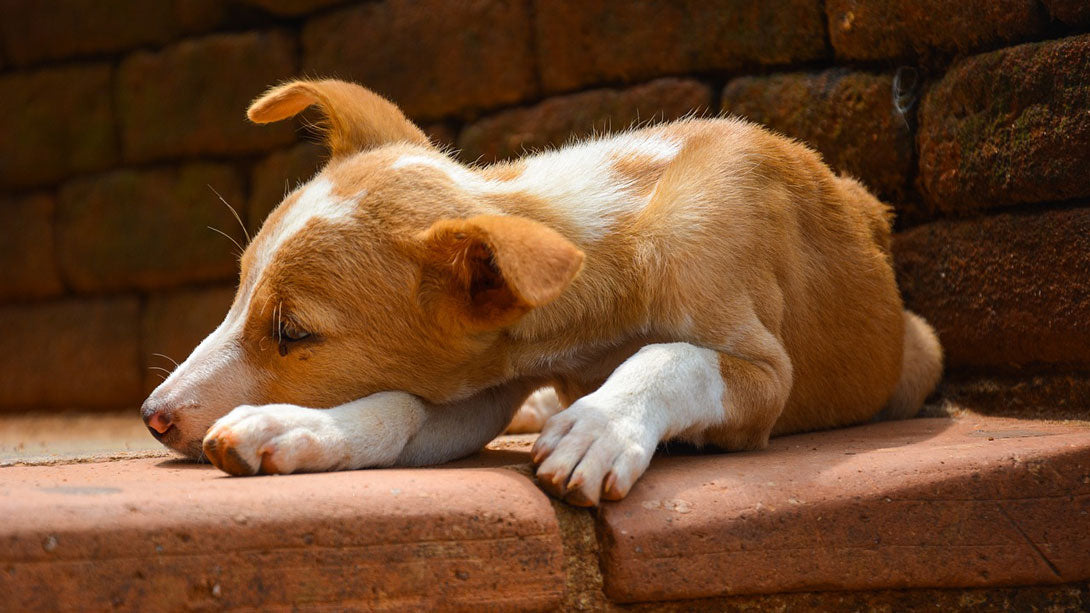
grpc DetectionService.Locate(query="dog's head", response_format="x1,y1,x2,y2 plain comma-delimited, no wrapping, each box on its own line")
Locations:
142,79,583,457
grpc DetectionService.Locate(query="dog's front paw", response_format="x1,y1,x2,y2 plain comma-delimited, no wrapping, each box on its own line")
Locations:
531,400,658,506
202,404,342,476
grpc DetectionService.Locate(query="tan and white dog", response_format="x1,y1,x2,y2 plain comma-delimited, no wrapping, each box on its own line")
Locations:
141,79,943,506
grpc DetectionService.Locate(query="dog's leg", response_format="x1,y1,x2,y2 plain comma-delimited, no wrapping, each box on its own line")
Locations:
532,340,791,506
203,383,536,476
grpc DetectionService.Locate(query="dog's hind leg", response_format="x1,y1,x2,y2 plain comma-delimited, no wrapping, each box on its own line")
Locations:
505,387,563,434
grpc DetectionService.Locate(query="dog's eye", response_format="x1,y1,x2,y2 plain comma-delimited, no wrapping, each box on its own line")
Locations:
278,319,310,342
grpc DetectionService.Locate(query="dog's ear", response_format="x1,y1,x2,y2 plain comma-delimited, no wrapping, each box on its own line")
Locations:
247,79,431,157
417,215,585,328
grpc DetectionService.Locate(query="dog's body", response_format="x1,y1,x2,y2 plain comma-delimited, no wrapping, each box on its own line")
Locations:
142,80,942,506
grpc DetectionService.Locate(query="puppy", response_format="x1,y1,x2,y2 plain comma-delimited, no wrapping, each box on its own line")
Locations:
141,79,943,506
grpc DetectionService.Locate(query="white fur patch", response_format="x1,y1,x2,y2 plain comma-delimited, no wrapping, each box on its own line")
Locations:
533,342,724,504
259,178,359,266
393,133,682,244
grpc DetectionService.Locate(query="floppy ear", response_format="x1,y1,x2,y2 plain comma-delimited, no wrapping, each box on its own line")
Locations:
247,79,431,157
418,215,585,328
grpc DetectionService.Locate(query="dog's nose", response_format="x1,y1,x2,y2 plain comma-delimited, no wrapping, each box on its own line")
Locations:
146,410,173,434
141,400,175,437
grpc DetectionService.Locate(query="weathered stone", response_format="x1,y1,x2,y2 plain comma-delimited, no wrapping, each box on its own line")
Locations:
459,78,712,164
893,208,1090,373
0,193,63,301
57,164,246,292
1043,0,1090,26
0,64,116,188
0,298,141,409
237,0,344,16
117,31,297,162
0,461,564,611
918,34,1090,213
535,0,827,94
0,0,227,67
826,0,1047,62
940,374,1090,421
303,0,536,119
722,69,913,204
248,142,325,231
142,286,235,395
597,416,1090,601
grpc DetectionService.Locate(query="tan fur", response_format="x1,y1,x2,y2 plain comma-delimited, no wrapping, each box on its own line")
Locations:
143,79,943,497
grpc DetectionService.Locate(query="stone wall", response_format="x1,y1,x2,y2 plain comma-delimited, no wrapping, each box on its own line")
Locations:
1,0,1087,415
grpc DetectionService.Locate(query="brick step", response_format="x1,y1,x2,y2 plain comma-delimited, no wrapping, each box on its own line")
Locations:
2,416,1088,610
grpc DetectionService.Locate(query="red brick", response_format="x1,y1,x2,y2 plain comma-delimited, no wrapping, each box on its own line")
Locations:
141,286,235,395
0,461,564,611
302,0,536,119
918,34,1090,214
0,298,141,409
458,78,712,164
826,0,1047,62
535,0,827,94
597,416,1090,602
941,374,1090,421
721,70,913,204
248,142,325,232
0,0,227,67
893,208,1090,373
56,164,246,292
0,193,63,301
117,31,297,162
237,0,344,16
1043,0,1090,26
0,64,116,188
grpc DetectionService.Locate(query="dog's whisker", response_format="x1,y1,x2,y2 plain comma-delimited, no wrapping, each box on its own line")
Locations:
148,365,173,376
208,184,251,245
151,352,179,368
208,225,244,256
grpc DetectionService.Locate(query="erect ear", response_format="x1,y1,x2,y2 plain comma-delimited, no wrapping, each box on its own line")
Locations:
247,79,431,157
418,215,585,327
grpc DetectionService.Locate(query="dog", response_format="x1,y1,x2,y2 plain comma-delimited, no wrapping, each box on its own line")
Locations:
141,79,943,506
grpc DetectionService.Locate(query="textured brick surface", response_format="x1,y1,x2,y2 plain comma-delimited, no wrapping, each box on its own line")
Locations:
0,0,226,67
0,193,63,301
0,298,141,409
142,286,235,395
248,142,325,231
57,164,245,292
303,0,536,119
459,78,712,164
826,0,1047,62
535,0,828,94
1043,0,1090,26
721,69,913,204
238,0,344,16
893,208,1090,373
117,31,297,162
918,34,1090,214
598,417,1090,602
942,375,1090,421
0,64,116,188
0,460,564,611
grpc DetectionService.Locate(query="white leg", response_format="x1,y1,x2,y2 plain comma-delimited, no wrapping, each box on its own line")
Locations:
532,343,727,506
202,382,537,476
